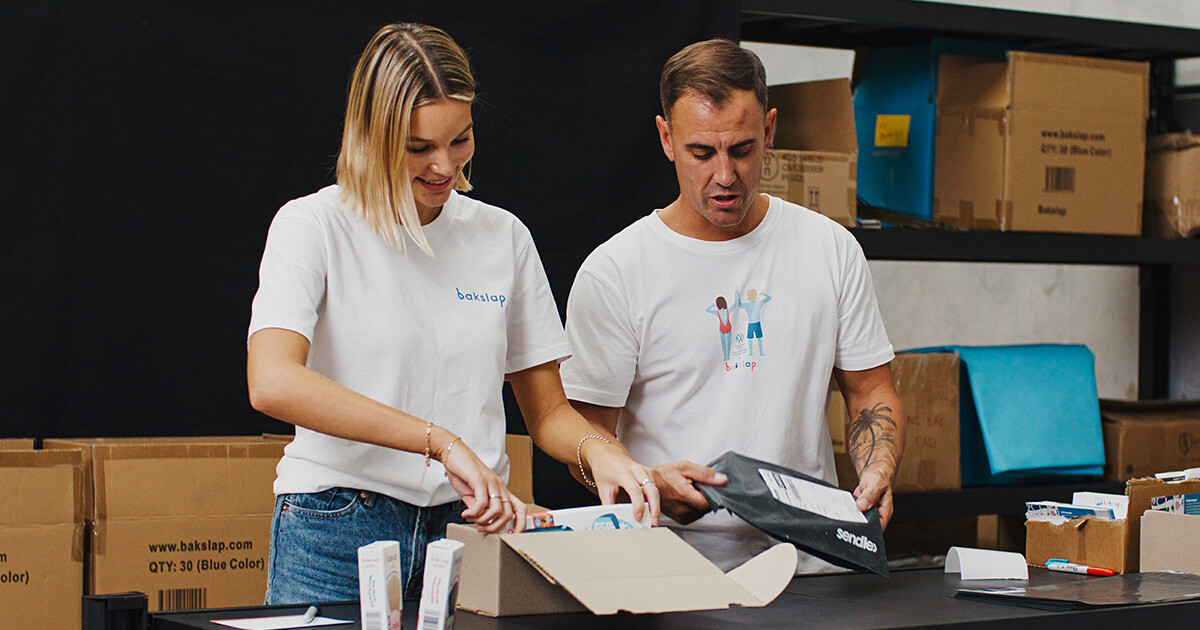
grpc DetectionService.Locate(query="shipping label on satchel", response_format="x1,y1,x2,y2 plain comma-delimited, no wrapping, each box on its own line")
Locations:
758,469,867,523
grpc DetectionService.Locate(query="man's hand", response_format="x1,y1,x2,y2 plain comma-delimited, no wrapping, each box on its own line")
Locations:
652,461,727,524
852,464,895,528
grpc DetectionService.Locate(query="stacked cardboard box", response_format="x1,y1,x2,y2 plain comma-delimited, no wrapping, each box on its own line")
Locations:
761,78,858,227
43,436,284,611
1144,133,1200,238
933,51,1148,235
1100,399,1200,481
0,448,86,629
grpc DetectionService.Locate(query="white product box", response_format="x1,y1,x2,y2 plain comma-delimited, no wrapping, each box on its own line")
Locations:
525,504,652,531
358,540,402,630
416,539,465,630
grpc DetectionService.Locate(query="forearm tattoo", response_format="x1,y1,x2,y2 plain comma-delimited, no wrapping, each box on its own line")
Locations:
847,402,898,470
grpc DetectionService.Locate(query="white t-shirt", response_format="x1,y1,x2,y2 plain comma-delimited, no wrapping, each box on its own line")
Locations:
561,195,894,570
249,187,570,506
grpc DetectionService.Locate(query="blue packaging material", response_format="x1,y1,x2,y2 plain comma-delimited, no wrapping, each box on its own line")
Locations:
902,344,1105,485
853,39,1010,221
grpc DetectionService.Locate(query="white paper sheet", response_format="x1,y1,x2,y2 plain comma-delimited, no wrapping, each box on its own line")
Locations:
212,614,350,629
758,468,867,523
945,546,1029,580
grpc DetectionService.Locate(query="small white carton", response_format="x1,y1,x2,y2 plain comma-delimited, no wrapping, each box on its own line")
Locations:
417,539,465,630
358,540,402,630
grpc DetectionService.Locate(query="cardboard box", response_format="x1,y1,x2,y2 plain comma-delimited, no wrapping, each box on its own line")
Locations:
1026,476,1200,573
447,524,795,616
0,439,35,450
829,352,960,492
1145,133,1200,238
933,51,1148,235
505,434,534,504
1100,399,1200,481
1140,510,1200,574
853,39,1014,220
761,78,858,226
43,436,284,611
0,449,86,630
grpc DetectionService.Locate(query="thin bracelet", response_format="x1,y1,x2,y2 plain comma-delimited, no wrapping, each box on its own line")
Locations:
576,434,612,488
439,436,463,464
423,421,433,467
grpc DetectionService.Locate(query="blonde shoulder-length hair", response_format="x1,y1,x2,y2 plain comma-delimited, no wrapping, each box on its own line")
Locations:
336,23,474,256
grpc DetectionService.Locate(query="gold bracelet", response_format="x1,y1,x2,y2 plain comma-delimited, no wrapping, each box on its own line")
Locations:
439,436,463,464
576,434,612,488
423,421,433,467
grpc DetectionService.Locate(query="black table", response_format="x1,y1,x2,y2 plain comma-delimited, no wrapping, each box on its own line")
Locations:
150,567,1200,629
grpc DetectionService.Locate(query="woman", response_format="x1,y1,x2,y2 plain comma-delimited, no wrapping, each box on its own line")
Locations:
247,23,659,604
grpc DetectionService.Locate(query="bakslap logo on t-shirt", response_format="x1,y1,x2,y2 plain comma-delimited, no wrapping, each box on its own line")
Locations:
456,287,506,307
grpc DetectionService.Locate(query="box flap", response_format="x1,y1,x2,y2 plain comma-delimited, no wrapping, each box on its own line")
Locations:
725,542,797,603
769,78,857,154
0,449,84,526
499,528,786,614
936,55,1008,111
1100,398,1200,423
1007,51,1148,117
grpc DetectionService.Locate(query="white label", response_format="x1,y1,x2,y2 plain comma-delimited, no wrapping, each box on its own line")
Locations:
758,469,867,523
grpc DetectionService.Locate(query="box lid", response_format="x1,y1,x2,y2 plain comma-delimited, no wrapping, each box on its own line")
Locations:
1007,51,1148,117
769,78,857,154
1101,398,1200,423
499,528,796,615
0,449,85,526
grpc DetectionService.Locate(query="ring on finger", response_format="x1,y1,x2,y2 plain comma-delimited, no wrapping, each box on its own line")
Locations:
638,477,653,487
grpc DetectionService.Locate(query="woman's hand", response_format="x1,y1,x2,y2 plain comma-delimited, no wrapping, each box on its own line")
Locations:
436,433,527,534
580,438,661,526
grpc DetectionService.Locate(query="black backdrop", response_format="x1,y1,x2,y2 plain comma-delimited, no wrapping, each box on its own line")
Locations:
2,2,739,507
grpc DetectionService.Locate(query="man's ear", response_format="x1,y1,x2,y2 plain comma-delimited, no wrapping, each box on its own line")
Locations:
764,107,778,149
656,115,675,162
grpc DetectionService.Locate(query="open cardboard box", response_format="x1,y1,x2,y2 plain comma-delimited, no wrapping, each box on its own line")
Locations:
761,78,858,227
1026,476,1200,574
447,524,796,616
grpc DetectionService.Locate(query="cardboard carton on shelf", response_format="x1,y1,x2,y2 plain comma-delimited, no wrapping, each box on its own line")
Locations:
0,448,86,629
1144,133,1200,238
42,436,284,611
933,51,1148,235
447,524,795,617
761,78,858,227
1100,399,1200,482
829,352,960,493
1026,476,1200,574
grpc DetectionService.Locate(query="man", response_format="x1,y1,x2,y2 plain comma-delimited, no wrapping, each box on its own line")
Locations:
560,39,906,572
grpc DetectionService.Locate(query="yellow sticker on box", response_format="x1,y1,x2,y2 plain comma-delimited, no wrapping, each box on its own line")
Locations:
874,115,911,148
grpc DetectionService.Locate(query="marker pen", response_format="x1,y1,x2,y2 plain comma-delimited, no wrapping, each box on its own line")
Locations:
1045,559,1115,576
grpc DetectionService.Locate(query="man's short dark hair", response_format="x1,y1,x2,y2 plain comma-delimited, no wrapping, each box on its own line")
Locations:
659,39,768,118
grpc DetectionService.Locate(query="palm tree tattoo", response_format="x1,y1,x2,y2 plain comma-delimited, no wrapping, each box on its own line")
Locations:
848,402,897,469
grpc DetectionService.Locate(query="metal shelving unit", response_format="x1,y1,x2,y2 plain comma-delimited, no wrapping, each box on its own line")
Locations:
738,0,1200,520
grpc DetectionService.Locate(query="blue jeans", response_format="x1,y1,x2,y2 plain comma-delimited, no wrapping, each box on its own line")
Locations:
264,488,466,605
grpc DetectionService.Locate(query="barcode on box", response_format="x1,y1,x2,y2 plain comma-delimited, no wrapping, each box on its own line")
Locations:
158,587,206,611
421,613,442,630
363,611,383,630
1044,166,1076,192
